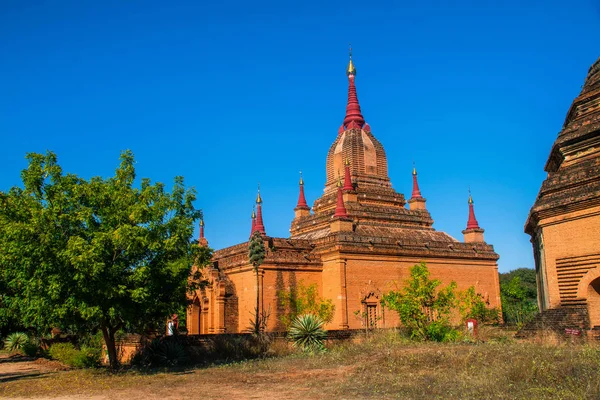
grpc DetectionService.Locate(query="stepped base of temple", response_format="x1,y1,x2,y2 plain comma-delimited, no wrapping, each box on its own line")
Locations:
516,302,590,339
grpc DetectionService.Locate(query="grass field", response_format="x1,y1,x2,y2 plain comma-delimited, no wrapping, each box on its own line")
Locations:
1,329,600,399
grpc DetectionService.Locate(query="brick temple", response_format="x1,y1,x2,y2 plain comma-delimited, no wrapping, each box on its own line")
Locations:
187,54,502,334
524,56,600,335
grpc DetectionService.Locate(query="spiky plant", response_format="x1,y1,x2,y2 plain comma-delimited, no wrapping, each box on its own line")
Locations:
289,314,327,353
153,339,189,366
4,332,30,353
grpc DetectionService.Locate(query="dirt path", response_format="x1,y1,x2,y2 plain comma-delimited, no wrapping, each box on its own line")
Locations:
0,353,67,382
0,353,352,399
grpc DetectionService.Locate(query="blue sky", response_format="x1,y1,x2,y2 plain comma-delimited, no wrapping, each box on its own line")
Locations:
1,0,599,273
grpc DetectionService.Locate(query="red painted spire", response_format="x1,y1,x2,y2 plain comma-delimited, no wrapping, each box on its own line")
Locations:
250,207,256,237
466,192,481,230
296,172,310,210
343,159,353,191
334,178,349,218
254,186,266,235
411,166,423,199
343,47,365,130
199,218,205,239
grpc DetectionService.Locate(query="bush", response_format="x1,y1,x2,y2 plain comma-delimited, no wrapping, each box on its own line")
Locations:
131,337,189,367
21,341,39,357
4,332,30,353
425,321,464,343
289,314,327,353
48,342,101,368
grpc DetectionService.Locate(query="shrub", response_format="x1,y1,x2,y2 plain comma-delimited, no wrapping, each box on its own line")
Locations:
48,342,101,368
382,263,457,340
131,337,189,367
21,341,39,357
4,332,30,353
424,321,464,342
289,314,327,353
277,282,335,329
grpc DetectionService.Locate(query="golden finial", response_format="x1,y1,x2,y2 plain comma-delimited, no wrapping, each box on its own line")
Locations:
344,157,350,166
468,187,473,204
412,161,417,176
200,219,204,227
347,44,356,76
299,171,304,185
256,184,262,204
251,209,256,218
337,174,343,187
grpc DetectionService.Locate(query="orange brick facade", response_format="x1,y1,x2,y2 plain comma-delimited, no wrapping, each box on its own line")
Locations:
526,56,600,330
188,55,502,333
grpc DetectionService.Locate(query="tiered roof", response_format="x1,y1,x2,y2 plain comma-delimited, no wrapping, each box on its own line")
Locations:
526,56,600,233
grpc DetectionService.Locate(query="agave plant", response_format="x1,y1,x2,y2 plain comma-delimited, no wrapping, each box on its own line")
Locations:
153,339,189,366
4,332,30,353
289,314,327,352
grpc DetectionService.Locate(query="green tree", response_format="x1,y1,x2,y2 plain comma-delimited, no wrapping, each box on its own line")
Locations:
499,269,539,328
277,281,335,329
0,151,210,368
458,286,500,324
382,262,457,340
248,231,266,334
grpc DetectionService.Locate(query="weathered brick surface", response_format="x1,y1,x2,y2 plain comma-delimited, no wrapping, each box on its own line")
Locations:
517,304,590,338
525,56,600,335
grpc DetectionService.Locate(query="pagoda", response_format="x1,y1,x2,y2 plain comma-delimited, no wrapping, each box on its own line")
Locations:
523,56,600,336
187,52,501,334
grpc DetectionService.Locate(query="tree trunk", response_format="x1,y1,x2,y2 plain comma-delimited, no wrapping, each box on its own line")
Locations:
101,325,119,369
255,269,260,334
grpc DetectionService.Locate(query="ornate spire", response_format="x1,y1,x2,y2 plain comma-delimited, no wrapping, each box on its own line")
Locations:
254,186,266,235
256,183,262,204
347,44,356,76
250,207,257,237
334,177,349,218
296,172,310,210
343,46,365,129
466,190,481,230
411,164,423,199
198,218,208,246
343,159,354,191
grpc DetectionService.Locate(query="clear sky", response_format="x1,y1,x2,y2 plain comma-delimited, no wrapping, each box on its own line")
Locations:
1,1,599,273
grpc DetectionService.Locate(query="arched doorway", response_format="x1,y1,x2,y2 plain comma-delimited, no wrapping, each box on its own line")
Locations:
587,277,600,328
189,297,201,334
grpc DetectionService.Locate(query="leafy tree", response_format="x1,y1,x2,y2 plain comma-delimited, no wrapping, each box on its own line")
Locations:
499,268,538,327
458,286,500,324
248,231,266,334
0,151,210,368
382,262,457,340
277,281,335,329
499,268,537,301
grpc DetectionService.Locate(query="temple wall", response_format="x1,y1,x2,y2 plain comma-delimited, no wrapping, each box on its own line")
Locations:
261,267,322,332
224,265,322,332
223,268,256,333
536,205,600,309
320,253,501,330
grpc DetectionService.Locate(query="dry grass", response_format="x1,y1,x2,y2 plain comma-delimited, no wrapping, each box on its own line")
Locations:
1,329,600,399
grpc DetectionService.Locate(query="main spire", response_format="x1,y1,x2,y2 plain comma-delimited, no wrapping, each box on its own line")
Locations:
343,45,365,129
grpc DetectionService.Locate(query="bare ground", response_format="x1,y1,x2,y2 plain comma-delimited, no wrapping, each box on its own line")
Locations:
2,334,600,400
0,353,353,400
